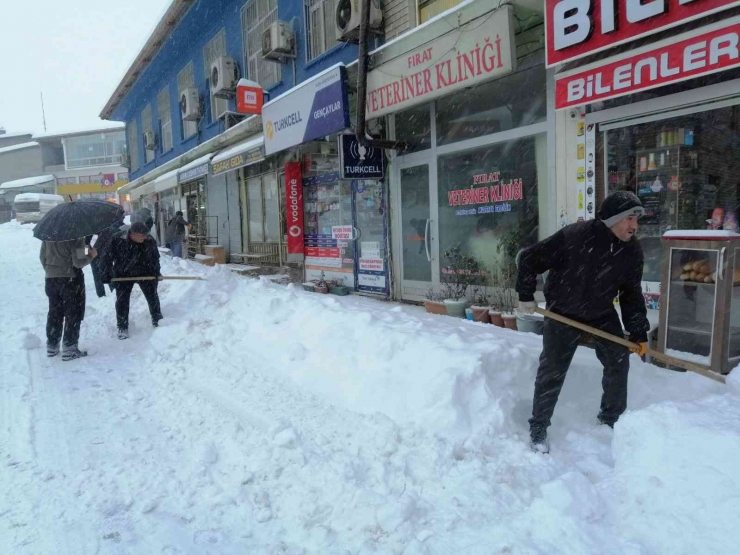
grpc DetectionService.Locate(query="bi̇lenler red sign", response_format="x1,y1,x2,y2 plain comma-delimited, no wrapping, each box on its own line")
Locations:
546,0,740,67
555,15,740,109
284,162,304,260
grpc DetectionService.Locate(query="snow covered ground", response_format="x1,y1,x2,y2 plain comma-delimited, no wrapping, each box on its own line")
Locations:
2,219,739,555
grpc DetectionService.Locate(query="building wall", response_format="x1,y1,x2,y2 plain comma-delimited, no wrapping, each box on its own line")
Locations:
0,146,44,188
0,134,34,149
384,0,416,40
111,0,361,181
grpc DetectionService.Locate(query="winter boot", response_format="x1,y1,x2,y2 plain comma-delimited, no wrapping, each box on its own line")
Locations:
62,345,88,362
530,426,550,454
47,343,60,357
152,315,163,328
117,328,129,340
597,416,615,429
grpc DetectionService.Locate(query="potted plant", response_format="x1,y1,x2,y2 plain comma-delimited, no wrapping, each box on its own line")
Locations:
499,258,518,331
487,266,506,327
315,271,329,294
329,275,351,296
470,286,491,323
423,288,447,315
441,245,482,318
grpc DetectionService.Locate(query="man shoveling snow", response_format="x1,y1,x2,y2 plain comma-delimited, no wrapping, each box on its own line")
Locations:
517,191,650,453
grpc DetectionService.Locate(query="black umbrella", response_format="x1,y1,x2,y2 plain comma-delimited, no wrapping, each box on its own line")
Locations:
33,198,125,242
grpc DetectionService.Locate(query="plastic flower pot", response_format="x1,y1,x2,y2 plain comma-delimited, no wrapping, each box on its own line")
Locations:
471,305,491,323
516,310,544,335
330,285,350,296
302,282,315,292
502,313,518,330
443,298,470,318
488,310,505,327
423,300,447,315
314,285,329,294
465,308,474,320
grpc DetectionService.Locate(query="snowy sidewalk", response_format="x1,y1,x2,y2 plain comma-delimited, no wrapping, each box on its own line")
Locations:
1,220,739,555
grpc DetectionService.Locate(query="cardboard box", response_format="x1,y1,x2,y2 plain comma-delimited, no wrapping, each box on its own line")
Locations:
194,254,215,267
204,245,226,265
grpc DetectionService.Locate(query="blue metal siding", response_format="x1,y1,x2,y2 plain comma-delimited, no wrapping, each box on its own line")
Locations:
112,0,365,181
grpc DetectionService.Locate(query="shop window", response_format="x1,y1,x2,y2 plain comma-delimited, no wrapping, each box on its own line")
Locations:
419,0,465,23
203,29,230,123
177,62,198,140
158,86,173,153
396,104,432,154
241,0,280,89
436,136,543,285
598,105,740,284
66,131,125,169
245,173,280,243
435,62,546,146
247,177,264,242
305,0,337,61
117,172,129,182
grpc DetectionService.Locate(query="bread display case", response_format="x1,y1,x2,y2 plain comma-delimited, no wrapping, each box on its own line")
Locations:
658,231,740,375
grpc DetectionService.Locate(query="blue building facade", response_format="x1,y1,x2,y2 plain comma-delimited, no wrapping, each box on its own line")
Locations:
110,0,361,181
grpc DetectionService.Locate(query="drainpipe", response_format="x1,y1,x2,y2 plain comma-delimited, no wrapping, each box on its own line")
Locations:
355,0,406,152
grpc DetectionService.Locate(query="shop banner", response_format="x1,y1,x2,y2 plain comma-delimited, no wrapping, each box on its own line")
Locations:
365,6,515,119
555,15,740,109
546,0,740,67
284,162,304,261
262,65,350,156
212,146,264,176
339,135,384,179
179,163,209,182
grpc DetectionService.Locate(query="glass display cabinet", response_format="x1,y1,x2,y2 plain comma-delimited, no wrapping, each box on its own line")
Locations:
658,231,740,375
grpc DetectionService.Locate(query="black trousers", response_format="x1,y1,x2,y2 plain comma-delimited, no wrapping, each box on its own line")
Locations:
530,313,630,430
115,280,162,330
90,260,106,298
45,273,85,348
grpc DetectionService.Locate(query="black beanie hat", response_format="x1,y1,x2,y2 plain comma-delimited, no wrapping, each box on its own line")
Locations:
130,222,150,235
598,191,644,227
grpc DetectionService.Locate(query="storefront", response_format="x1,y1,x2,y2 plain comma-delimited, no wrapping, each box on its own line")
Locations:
379,3,549,301
552,4,740,309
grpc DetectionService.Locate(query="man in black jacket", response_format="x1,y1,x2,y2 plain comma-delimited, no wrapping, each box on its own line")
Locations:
516,191,650,453
101,222,163,340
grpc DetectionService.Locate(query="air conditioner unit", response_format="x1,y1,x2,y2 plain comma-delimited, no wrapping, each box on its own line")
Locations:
180,87,201,121
143,130,157,151
262,21,295,61
222,111,247,130
335,0,382,43
211,56,239,99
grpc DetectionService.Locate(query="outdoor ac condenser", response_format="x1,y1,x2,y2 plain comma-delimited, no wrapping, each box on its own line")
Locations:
335,0,382,43
262,21,295,61
211,56,239,98
180,87,201,122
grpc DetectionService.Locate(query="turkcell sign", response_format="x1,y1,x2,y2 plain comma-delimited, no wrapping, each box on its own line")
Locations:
339,134,385,179
262,64,350,155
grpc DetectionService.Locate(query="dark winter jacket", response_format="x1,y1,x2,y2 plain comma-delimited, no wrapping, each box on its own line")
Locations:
166,214,188,243
101,229,161,283
39,238,92,279
516,220,649,343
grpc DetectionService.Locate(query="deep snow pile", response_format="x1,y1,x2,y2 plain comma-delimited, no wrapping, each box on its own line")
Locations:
1,219,739,554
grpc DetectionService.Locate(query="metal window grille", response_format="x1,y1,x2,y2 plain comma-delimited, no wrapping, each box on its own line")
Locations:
306,0,336,61
241,0,280,89
141,105,154,163
177,62,198,139
158,86,173,152
203,29,230,122
127,120,139,171
419,0,464,23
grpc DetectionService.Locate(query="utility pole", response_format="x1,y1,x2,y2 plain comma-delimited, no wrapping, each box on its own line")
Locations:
40,90,48,132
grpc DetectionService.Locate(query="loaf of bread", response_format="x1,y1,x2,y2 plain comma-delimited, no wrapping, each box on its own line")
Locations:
683,262,693,272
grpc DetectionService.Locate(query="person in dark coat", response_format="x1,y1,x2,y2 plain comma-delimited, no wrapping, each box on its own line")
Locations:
40,238,98,360
101,221,163,340
516,191,650,453
166,211,189,258
90,219,126,297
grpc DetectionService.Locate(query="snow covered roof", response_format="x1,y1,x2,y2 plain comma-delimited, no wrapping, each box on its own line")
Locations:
211,135,264,165
33,124,125,141
0,141,39,155
0,131,33,139
13,193,65,202
178,153,214,174
0,174,55,190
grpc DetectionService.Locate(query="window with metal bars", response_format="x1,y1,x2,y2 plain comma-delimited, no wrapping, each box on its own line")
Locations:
141,105,155,163
177,62,198,139
305,0,337,61
204,29,230,122
158,86,173,153
419,0,464,23
127,120,139,171
241,0,280,89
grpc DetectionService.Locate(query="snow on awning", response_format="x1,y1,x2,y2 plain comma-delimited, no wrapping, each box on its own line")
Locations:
0,174,54,190
154,168,179,194
130,180,156,199
178,153,213,183
0,141,39,155
211,134,264,176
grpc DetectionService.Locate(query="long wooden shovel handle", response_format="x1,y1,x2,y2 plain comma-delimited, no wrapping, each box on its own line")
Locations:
111,276,204,282
534,308,726,384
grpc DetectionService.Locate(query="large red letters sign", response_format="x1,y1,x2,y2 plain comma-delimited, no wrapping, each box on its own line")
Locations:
546,0,740,67
284,162,304,259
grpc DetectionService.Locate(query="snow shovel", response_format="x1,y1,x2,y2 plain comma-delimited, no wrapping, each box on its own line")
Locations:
111,276,205,282
534,308,726,384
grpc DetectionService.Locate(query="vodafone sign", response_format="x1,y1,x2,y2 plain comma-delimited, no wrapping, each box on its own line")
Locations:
555,15,740,109
546,0,740,67
284,162,304,261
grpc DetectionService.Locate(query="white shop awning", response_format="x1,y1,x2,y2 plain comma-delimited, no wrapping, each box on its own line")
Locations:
154,168,179,193
211,134,264,176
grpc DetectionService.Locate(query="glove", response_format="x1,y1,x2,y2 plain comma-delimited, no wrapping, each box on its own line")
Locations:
629,342,648,357
517,301,537,315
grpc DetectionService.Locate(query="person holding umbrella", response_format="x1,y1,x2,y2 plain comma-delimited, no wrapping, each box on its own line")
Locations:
34,198,125,361
101,221,163,340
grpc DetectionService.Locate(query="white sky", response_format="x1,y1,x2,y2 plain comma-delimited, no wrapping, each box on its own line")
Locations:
0,0,172,135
